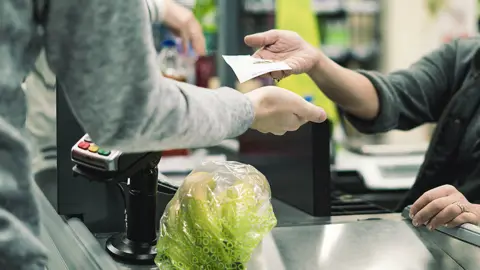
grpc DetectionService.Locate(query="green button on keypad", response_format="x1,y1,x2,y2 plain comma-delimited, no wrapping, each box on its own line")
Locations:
98,149,111,156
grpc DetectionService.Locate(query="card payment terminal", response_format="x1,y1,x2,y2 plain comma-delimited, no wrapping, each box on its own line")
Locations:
71,134,172,264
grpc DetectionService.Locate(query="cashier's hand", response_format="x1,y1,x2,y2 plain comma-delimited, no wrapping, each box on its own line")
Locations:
244,30,322,80
245,86,327,135
409,185,480,230
163,0,206,55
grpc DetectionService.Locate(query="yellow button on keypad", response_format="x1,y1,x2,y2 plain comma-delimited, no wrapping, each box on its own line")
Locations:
88,144,99,153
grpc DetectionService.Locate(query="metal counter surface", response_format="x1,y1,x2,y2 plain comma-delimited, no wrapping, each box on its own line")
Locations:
271,198,402,227
97,218,480,270
250,219,480,270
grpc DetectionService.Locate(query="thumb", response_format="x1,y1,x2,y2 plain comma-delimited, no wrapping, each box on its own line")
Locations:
244,30,279,48
295,101,327,123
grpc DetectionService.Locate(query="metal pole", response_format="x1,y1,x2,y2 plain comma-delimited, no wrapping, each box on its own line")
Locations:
216,0,241,88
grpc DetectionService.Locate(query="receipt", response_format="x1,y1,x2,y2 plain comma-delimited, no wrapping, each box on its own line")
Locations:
222,55,292,83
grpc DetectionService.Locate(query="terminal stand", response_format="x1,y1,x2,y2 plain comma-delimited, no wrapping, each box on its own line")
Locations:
73,152,163,264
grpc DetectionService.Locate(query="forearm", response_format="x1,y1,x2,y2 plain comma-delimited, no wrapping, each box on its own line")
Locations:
307,53,379,120
46,0,254,152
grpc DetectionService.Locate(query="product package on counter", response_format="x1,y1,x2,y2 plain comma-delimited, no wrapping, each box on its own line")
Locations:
155,160,277,269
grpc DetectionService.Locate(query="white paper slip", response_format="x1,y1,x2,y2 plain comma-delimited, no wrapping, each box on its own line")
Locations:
222,55,292,83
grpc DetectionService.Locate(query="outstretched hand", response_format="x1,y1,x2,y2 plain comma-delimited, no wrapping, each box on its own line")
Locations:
244,30,322,80
245,86,327,135
163,0,206,56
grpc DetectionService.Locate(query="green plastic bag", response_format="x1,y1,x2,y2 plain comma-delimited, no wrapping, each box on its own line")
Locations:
155,161,277,270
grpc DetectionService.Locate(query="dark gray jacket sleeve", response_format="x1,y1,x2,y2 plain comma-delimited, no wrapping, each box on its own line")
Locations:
345,40,459,134
45,0,255,153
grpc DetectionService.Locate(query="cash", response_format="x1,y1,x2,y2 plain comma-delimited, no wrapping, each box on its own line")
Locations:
222,55,292,83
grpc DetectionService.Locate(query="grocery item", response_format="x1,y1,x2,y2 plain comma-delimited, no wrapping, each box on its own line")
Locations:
155,161,277,269
157,39,187,82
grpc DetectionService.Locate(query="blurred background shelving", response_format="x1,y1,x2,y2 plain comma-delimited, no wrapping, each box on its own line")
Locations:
219,0,382,88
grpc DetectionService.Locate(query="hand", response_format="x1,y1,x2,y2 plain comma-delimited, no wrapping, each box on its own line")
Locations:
163,0,206,55
245,86,327,135
244,30,322,80
409,185,480,230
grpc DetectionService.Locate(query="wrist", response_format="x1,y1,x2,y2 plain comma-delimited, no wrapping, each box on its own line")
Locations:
307,50,328,77
473,204,480,224
147,0,169,23
163,1,192,29
162,0,175,24
245,89,267,130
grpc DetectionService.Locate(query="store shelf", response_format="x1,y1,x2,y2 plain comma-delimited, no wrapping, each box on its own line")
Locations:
243,0,380,15
311,0,343,14
343,0,379,14
243,0,275,14
320,44,379,63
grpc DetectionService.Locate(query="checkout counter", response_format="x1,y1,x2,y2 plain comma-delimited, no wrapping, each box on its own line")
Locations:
50,89,480,269
39,181,480,269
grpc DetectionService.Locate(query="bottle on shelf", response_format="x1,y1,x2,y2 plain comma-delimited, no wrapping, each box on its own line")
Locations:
157,39,188,82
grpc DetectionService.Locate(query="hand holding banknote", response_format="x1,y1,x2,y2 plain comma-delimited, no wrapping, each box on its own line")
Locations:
244,30,322,80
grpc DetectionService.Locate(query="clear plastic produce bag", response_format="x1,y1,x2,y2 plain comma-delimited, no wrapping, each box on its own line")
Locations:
155,161,277,270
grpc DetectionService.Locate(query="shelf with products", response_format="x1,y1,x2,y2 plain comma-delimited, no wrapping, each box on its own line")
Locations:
243,0,379,15
239,0,381,69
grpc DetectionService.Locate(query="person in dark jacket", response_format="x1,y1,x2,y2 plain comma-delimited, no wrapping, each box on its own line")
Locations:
244,30,480,228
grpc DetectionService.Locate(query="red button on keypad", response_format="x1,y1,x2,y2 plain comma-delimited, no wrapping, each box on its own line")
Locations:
78,142,90,150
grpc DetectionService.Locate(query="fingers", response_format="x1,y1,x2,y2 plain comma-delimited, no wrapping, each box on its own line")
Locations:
244,30,280,48
410,184,458,217
189,22,206,56
446,212,479,228
270,114,307,135
269,71,284,81
292,101,327,123
412,195,459,227
252,48,264,58
180,34,189,54
190,37,206,56
428,202,464,230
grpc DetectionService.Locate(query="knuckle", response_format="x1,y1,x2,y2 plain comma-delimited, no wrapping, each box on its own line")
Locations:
423,192,434,203
445,204,459,216
430,200,443,211
442,184,456,193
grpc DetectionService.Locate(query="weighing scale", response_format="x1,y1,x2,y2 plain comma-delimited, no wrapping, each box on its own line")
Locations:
334,144,426,190
334,111,428,190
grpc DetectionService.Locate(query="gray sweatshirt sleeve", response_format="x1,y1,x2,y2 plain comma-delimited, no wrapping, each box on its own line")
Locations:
344,40,459,134
145,0,166,23
45,0,255,153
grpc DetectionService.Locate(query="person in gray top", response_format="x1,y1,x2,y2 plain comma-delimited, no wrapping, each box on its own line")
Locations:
1,1,327,269
245,30,480,228
25,0,207,209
